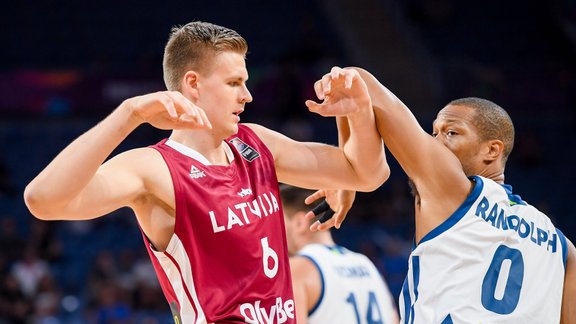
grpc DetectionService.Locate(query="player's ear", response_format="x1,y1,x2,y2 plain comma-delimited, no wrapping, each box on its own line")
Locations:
485,139,504,162
182,71,200,100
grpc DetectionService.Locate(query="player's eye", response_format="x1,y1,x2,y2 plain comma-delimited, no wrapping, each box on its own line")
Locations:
447,130,457,136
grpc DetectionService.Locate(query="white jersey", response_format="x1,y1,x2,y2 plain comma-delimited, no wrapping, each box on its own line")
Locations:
298,244,398,324
400,176,568,324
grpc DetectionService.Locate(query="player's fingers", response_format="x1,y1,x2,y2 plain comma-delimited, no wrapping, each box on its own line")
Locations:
313,80,325,101
304,211,317,221
344,70,355,89
305,100,328,117
316,218,336,231
330,66,343,80
165,91,188,110
166,92,213,129
196,108,212,129
333,209,346,229
310,200,330,217
321,73,332,96
318,207,335,224
184,102,200,123
159,94,178,119
305,190,326,205
176,95,200,121
305,199,336,232
166,91,196,117
175,109,203,128
309,220,321,232
164,92,194,123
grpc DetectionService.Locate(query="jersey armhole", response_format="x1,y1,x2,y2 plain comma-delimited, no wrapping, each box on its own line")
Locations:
417,176,484,245
299,255,325,317
556,228,568,269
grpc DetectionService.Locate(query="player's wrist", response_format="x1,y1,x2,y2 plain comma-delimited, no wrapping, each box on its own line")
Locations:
118,98,146,128
110,99,145,135
346,100,374,122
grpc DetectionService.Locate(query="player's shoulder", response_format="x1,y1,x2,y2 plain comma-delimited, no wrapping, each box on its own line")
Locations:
506,192,554,225
105,147,167,180
298,244,333,257
241,123,293,141
232,123,266,143
241,123,266,136
480,176,558,226
239,123,287,159
106,146,162,165
294,245,332,270
117,146,164,162
289,255,320,279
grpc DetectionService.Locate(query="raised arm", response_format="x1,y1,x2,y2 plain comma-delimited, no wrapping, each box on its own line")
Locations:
247,68,389,192
303,116,358,231
351,67,471,237
24,91,210,220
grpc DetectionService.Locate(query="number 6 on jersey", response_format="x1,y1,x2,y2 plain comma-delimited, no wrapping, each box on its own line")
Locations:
261,237,279,278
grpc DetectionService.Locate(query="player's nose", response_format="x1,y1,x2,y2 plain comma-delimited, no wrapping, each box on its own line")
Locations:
240,85,253,103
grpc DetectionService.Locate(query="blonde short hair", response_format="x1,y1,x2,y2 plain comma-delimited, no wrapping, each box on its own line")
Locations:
162,21,248,91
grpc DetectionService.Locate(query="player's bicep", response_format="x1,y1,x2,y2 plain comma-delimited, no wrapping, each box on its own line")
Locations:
382,122,469,201
413,138,471,194
370,92,469,197
56,149,150,219
276,141,356,188
245,123,357,189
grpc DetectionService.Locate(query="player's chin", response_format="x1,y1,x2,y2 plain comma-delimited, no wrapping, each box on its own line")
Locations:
226,123,240,137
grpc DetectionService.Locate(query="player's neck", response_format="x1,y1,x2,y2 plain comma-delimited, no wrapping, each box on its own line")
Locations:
307,233,335,247
476,167,505,184
474,160,506,184
170,129,231,165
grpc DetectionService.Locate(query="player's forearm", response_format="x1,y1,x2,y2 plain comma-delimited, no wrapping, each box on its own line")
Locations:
342,102,389,191
24,101,142,216
354,67,422,137
336,116,350,145
352,67,432,175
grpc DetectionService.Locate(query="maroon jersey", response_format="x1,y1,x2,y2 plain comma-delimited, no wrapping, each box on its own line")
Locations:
144,125,295,323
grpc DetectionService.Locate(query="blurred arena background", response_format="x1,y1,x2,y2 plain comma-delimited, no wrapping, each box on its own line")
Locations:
1,0,575,322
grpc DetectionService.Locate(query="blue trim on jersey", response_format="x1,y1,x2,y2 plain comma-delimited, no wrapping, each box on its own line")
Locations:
556,228,568,269
409,256,420,324
401,277,411,324
326,245,347,255
401,256,421,324
500,183,527,206
300,255,325,316
417,176,484,245
441,314,454,324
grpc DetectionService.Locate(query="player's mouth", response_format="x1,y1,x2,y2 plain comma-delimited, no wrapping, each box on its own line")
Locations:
232,110,243,122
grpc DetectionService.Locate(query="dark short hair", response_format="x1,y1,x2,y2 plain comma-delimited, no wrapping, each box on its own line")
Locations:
448,97,515,162
279,184,313,217
162,21,248,91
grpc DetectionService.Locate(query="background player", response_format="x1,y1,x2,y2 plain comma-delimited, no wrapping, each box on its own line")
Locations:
309,67,576,323
280,184,399,324
22,23,388,323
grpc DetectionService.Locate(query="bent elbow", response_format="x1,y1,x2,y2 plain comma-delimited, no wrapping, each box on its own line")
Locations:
358,164,390,192
23,184,58,220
